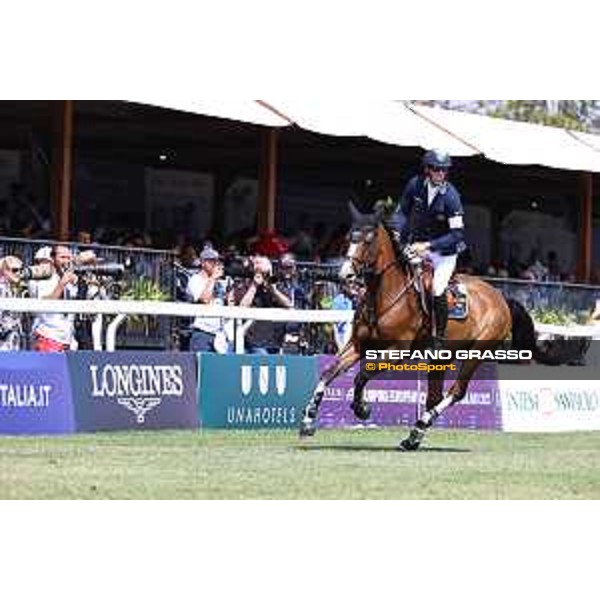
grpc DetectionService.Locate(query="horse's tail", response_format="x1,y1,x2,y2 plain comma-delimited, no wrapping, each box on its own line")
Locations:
506,298,567,366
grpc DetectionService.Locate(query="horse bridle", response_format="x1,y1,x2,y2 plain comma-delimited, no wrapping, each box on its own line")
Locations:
348,225,418,320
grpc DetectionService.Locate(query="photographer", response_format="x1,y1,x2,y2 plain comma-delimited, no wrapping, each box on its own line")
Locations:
0,255,24,351
28,245,85,352
186,244,230,353
231,255,294,355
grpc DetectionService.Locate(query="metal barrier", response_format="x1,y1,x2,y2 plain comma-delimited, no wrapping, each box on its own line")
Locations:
0,236,177,350
482,276,599,317
3,237,599,349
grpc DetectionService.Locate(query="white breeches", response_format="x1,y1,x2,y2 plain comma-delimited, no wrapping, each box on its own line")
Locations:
424,251,457,296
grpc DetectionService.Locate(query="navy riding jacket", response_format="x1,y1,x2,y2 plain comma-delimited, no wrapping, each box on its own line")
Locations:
387,175,466,256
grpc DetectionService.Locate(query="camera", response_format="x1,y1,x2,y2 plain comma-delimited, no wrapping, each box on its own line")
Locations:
72,263,127,278
19,263,54,281
223,256,255,280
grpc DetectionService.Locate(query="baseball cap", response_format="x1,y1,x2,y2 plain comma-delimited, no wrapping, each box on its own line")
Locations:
200,243,220,261
34,246,53,262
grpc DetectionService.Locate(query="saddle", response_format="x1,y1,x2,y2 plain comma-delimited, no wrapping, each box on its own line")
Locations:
414,262,469,320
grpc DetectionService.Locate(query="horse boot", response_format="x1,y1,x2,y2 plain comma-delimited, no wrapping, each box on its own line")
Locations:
432,295,448,351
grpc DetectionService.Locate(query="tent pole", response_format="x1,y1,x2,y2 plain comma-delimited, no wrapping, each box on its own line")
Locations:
577,171,593,283
257,127,278,232
51,100,74,242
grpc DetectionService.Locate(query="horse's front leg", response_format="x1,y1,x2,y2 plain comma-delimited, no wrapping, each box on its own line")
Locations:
300,342,359,438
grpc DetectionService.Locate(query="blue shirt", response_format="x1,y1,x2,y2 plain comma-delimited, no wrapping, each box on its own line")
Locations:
388,175,466,256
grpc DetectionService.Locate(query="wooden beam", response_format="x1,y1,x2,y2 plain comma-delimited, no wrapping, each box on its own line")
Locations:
51,100,74,241
577,171,593,282
257,128,278,232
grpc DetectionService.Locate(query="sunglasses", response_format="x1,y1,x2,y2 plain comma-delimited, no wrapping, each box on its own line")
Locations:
428,166,449,173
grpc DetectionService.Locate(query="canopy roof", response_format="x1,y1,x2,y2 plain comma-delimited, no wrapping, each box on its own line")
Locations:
130,99,600,173
410,104,600,173
127,99,291,127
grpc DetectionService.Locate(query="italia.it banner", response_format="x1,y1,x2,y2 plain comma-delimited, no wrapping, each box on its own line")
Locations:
0,353,75,435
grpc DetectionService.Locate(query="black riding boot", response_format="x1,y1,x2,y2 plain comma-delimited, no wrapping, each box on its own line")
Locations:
432,295,448,350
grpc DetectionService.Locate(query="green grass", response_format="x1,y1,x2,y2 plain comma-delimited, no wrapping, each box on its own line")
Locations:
1,428,599,499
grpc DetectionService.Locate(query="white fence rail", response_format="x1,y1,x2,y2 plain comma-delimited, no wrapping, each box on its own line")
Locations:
3,297,600,352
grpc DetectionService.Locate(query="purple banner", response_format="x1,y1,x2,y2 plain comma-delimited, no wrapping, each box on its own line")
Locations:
0,353,75,435
317,356,502,430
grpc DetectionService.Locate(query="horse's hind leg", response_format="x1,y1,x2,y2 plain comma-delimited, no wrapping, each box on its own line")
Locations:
300,342,359,438
399,365,445,451
399,358,483,451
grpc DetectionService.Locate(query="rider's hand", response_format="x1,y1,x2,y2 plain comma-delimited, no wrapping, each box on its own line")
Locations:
411,242,431,256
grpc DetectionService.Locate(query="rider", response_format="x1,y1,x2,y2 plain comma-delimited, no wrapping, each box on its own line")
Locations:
387,149,466,348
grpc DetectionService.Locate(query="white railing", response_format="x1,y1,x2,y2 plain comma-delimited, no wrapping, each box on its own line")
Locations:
3,297,600,352
1,297,356,353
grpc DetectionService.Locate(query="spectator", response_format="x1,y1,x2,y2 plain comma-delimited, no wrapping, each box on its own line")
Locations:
186,243,230,353
230,255,293,354
29,245,79,352
331,280,361,351
250,229,289,259
276,253,308,352
0,255,24,351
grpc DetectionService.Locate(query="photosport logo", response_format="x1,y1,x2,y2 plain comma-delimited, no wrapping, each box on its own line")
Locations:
240,365,287,397
89,363,184,423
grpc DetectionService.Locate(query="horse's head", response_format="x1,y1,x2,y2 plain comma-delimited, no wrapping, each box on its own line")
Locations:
339,201,388,282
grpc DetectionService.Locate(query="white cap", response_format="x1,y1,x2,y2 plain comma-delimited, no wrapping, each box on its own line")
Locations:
34,246,53,262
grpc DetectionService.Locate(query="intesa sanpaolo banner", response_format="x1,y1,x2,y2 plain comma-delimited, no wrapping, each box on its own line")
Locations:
317,356,502,431
498,376,600,432
0,353,75,435
67,352,198,432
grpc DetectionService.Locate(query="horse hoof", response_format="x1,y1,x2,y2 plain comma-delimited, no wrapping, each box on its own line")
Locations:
398,439,419,452
299,422,317,438
351,402,371,421
398,429,425,452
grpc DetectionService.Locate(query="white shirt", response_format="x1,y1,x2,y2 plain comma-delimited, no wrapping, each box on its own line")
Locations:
186,271,223,334
28,273,78,346
426,180,445,206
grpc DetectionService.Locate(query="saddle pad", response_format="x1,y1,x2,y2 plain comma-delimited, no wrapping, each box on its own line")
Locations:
447,282,469,320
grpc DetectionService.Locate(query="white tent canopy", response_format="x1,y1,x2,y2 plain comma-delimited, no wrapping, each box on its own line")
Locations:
130,99,600,173
127,99,291,127
264,99,477,157
411,104,600,173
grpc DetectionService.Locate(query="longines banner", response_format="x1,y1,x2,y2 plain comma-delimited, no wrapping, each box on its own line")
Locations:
198,354,318,429
0,353,75,435
67,352,198,432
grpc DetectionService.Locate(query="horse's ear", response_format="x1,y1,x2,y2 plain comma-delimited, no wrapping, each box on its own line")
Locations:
348,201,363,224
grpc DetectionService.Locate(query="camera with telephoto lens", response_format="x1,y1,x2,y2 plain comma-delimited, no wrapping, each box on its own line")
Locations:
18,263,54,281
72,263,127,278
222,256,255,280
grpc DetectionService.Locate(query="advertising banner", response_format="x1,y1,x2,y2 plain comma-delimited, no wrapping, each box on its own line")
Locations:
317,356,502,431
198,354,318,429
68,352,198,432
498,377,600,432
0,353,75,435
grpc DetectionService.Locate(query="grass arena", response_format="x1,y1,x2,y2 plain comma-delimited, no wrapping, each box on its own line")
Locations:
2,429,600,499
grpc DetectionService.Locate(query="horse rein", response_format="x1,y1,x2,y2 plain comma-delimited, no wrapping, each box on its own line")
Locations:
350,229,419,323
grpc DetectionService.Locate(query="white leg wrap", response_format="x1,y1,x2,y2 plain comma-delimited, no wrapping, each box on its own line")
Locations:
421,393,454,426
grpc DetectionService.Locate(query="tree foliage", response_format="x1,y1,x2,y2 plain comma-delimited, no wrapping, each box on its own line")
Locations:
488,100,599,131
414,100,600,132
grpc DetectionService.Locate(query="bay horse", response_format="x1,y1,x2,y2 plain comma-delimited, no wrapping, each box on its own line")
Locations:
299,203,562,450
